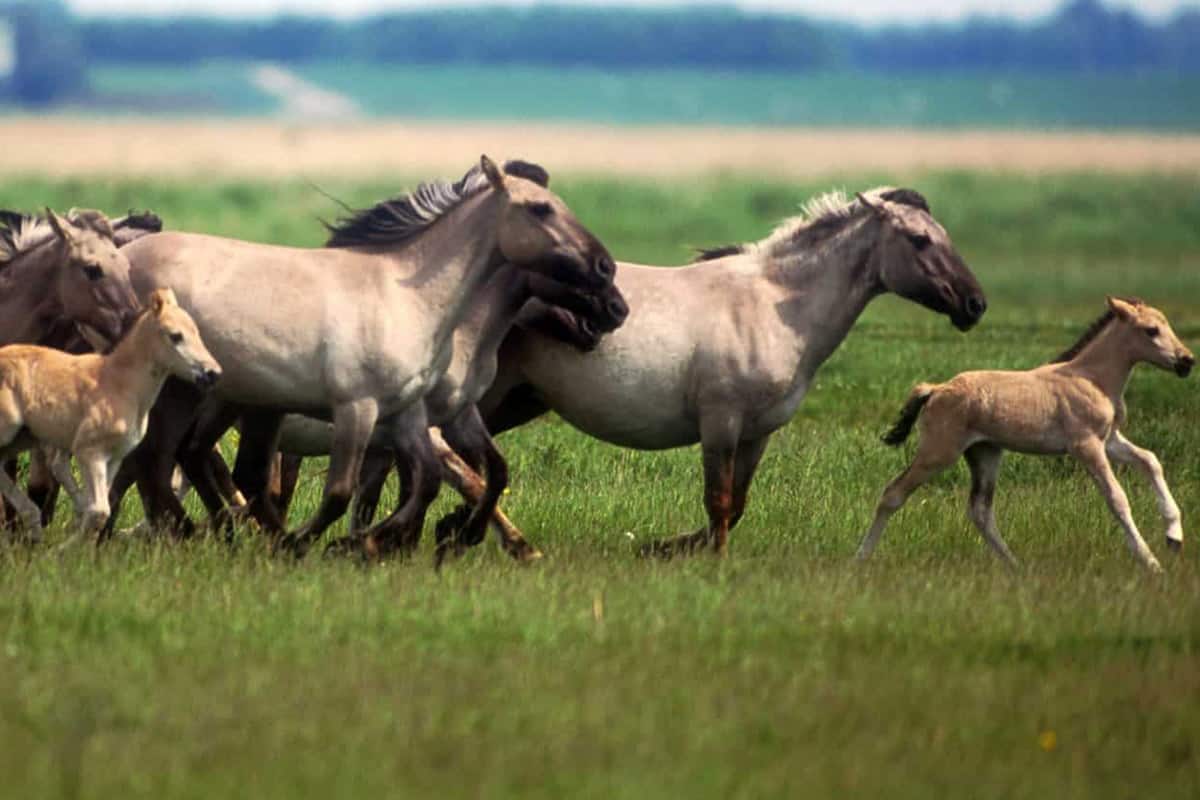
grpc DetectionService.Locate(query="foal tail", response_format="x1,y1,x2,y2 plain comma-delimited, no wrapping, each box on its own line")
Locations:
882,383,936,446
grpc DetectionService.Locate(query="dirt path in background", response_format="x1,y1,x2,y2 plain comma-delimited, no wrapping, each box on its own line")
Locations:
3,118,1199,178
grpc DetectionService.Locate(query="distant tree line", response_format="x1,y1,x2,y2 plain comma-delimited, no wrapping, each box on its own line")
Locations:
74,1,1200,72
2,0,1199,106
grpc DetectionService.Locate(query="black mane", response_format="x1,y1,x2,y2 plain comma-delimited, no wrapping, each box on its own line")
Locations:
880,188,930,213
693,244,745,262
1050,308,1120,363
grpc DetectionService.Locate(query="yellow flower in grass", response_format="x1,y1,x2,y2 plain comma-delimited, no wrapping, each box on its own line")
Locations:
1038,730,1057,752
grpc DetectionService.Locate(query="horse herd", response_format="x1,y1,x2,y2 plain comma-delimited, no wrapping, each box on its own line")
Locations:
0,156,1191,571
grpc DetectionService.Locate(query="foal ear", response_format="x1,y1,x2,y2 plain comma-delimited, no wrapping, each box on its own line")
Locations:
45,208,76,245
480,155,508,195
1107,295,1139,320
149,288,177,316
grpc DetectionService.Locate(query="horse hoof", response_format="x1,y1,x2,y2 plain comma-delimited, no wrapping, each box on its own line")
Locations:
1166,538,1183,554
272,535,309,560
508,542,544,563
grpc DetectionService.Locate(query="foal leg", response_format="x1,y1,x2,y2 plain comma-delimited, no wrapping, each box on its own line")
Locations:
856,438,962,561
280,398,379,557
1106,431,1184,553
1073,437,1162,573
963,443,1019,570
46,449,88,518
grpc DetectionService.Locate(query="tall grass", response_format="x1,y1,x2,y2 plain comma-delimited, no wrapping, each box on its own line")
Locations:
0,171,1197,797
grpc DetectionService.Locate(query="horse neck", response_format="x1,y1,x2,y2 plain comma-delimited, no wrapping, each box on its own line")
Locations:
0,243,60,344
1067,323,1138,400
765,217,881,370
386,191,507,355
100,314,170,411
451,266,531,372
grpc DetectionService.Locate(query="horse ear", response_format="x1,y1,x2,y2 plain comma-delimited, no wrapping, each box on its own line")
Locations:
1107,295,1138,320
45,208,75,245
856,192,886,217
480,155,507,194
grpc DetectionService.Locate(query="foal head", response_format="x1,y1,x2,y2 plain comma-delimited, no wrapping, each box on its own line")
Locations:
44,209,142,344
1106,297,1194,377
479,155,617,291
856,189,987,331
140,288,223,389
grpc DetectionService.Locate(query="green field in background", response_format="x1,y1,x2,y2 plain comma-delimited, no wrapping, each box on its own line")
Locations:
86,62,1200,130
0,171,1198,797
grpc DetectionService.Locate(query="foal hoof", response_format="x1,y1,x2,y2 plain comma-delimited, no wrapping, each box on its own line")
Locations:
508,541,544,563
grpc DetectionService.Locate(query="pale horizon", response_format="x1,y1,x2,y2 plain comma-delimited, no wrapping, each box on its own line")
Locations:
66,0,1196,26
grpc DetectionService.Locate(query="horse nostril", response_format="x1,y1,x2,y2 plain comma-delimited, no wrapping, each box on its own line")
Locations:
608,297,629,320
967,295,987,318
595,255,615,282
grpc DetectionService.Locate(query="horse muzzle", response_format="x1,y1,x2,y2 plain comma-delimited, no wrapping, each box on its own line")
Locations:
1175,354,1194,378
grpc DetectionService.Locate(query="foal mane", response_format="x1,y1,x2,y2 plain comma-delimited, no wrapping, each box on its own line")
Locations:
1049,298,1142,364
691,187,931,263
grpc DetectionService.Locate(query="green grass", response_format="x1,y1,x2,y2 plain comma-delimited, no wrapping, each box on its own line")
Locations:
84,61,1200,130
1,171,1199,797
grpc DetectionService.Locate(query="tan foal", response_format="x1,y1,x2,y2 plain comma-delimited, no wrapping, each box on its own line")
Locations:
858,297,1194,572
0,289,221,539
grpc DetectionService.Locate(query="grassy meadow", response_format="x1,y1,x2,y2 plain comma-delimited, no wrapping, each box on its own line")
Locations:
1,170,1199,797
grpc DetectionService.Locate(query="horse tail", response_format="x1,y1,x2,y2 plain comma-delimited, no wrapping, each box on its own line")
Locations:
881,383,936,446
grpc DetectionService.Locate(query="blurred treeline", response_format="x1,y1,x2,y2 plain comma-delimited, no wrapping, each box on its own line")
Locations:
3,0,1199,106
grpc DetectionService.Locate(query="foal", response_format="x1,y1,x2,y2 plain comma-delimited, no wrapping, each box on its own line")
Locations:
0,289,221,538
857,297,1194,572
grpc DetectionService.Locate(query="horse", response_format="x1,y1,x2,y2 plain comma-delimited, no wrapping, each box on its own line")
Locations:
114,155,617,554
0,289,220,539
465,187,987,558
0,209,149,529
0,208,143,350
856,296,1193,573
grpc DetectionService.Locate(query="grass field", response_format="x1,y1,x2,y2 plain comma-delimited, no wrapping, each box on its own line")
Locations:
86,63,1200,131
1,171,1199,797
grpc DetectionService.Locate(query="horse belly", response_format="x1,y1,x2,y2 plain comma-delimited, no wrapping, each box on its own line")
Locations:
523,347,699,450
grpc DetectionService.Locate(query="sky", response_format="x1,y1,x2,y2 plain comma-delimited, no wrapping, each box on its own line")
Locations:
65,0,1194,26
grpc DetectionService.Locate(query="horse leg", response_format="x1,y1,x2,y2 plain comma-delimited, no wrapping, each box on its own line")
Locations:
177,403,242,534
1073,436,1161,573
27,449,60,527
280,398,378,557
0,453,42,542
442,408,510,552
963,443,1019,570
358,409,440,560
641,410,741,558
429,428,542,562
272,454,303,526
856,436,962,561
122,381,203,537
207,445,247,510
1106,430,1184,553
351,450,392,533
229,409,286,534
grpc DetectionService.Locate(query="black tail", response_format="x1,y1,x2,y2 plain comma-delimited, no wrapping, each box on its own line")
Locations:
882,386,934,446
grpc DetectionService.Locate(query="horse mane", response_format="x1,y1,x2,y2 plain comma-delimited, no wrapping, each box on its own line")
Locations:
0,212,54,268
324,159,550,250
702,186,933,261
1049,298,1142,364
0,208,132,270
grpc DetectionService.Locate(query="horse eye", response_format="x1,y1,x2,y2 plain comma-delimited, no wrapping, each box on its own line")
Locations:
82,264,103,280
526,201,554,220
168,332,184,344
1143,326,1160,337
907,232,932,251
